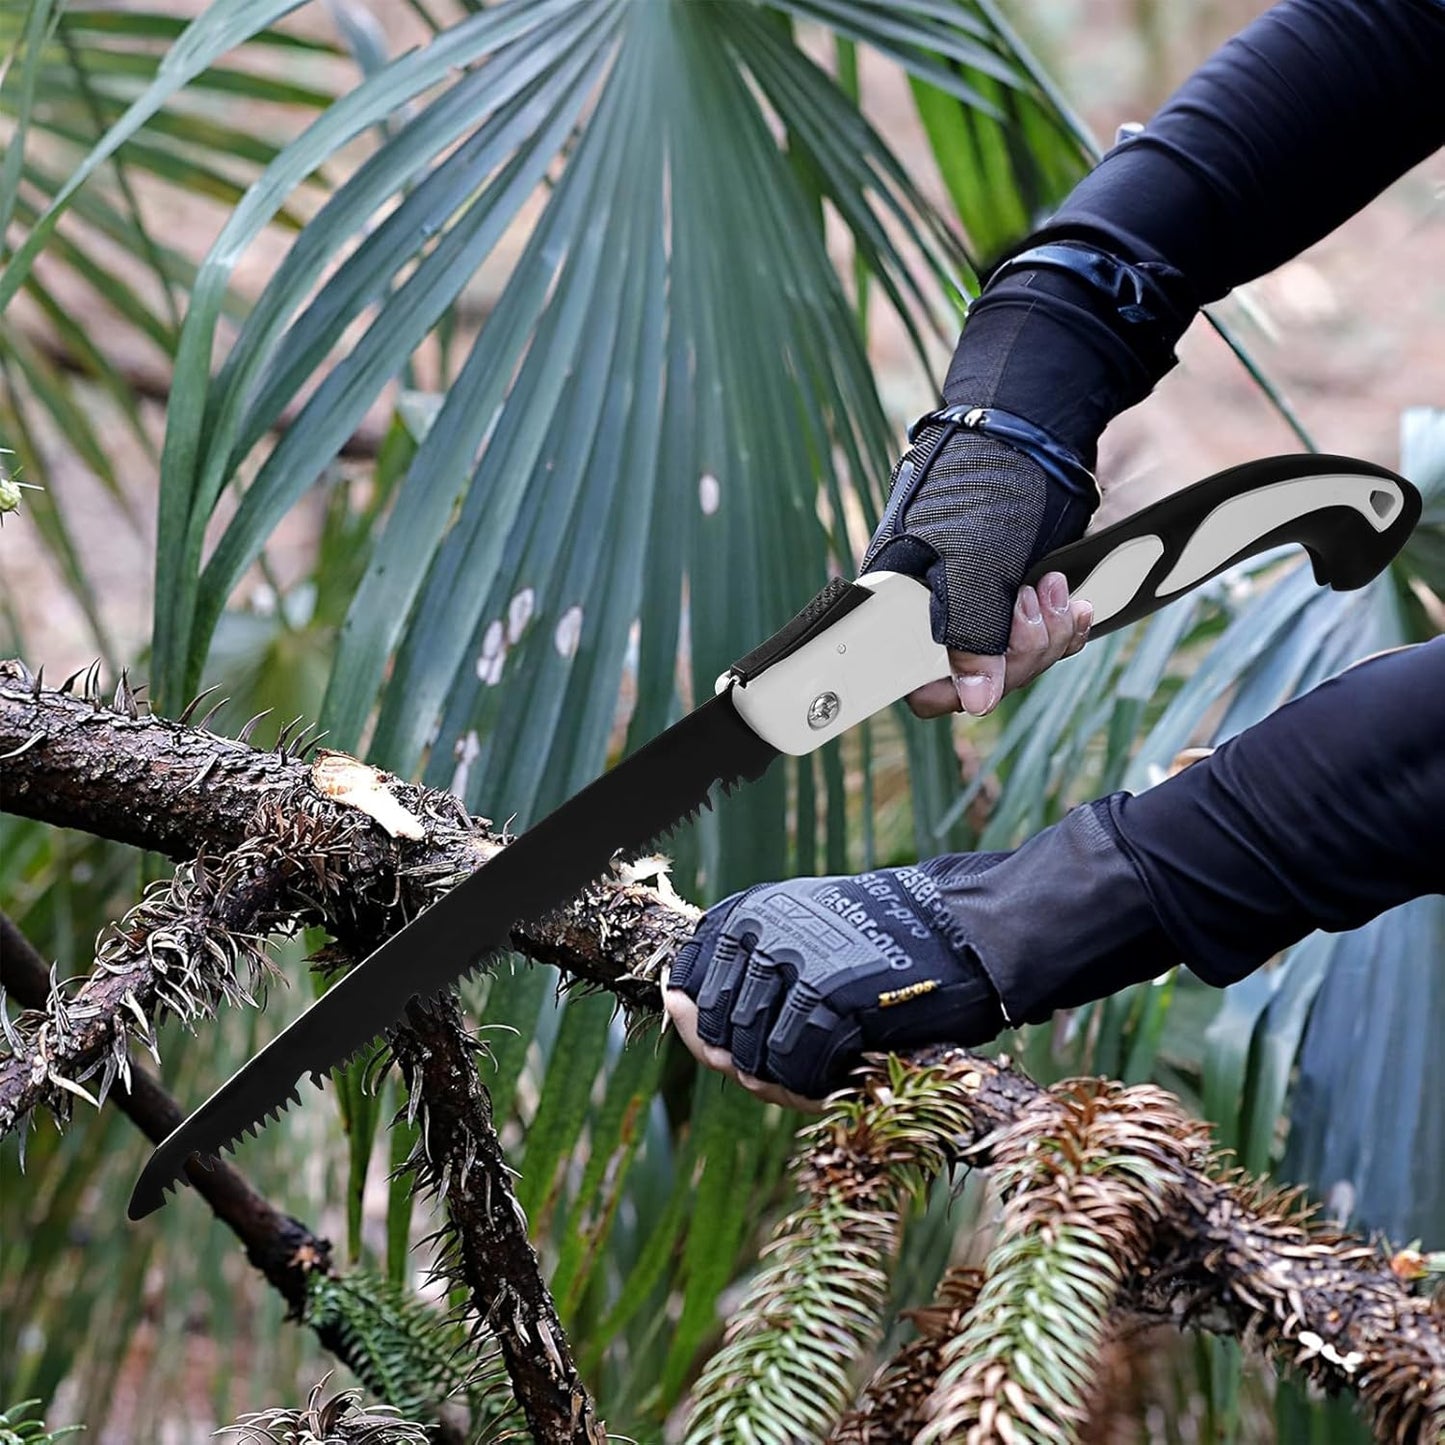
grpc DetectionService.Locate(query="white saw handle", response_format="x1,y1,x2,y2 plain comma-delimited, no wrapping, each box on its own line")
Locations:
722,452,1419,756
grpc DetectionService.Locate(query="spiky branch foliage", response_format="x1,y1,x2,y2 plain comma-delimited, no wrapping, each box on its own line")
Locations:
682,1054,985,1444
828,1268,985,1444
0,769,403,1137
0,1400,82,1443
1135,1173,1445,1444
0,663,682,1142
919,1081,1207,1444
384,991,603,1445
303,1270,505,1428
217,1377,431,1445
0,841,291,1138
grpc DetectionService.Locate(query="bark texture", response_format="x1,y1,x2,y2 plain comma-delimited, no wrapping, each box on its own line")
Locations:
3,669,1442,1442
1,668,606,1444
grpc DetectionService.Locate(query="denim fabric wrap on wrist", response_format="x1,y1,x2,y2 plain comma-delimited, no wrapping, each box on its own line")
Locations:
941,240,1197,470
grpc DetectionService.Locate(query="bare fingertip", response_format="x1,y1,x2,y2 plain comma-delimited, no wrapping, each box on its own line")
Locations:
1040,572,1069,615
953,673,1000,717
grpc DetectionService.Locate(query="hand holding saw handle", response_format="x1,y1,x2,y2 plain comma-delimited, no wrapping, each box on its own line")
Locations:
724,452,1418,755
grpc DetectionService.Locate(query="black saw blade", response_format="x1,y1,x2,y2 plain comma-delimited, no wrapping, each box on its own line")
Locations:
129,689,778,1219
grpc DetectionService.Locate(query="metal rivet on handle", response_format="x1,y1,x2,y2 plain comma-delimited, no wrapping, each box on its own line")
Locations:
807,692,841,729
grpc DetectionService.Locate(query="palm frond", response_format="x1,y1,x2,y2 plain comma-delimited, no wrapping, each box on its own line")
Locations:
303,1271,506,1424
829,1267,984,1444
682,1054,980,1444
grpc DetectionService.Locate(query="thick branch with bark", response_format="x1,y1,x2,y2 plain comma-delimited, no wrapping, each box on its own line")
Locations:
3,670,1442,1440
0,910,490,1445
0,665,685,1003
388,993,605,1444
1,669,606,1443
2,911,330,1310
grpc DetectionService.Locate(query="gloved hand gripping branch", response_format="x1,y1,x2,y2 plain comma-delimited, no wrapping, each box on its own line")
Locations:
670,854,1011,1100
669,801,1177,1100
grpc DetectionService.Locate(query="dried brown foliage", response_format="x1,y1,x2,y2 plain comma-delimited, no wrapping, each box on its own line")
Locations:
4,672,1442,1444
829,1268,985,1444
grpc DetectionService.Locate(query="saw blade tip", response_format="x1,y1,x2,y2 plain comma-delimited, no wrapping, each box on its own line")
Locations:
128,1154,186,1219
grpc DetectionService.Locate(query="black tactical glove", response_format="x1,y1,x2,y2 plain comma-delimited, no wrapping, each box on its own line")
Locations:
669,853,1012,1100
861,407,1098,657
669,801,1181,1100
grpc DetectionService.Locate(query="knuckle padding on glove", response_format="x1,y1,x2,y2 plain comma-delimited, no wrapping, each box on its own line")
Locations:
693,931,752,1046
728,953,790,1077
674,865,1012,1098
767,992,863,1100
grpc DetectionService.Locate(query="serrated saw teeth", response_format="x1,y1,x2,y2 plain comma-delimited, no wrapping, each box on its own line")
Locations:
132,691,780,1217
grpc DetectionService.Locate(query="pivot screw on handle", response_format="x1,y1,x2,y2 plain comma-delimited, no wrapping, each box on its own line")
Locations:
808,692,841,729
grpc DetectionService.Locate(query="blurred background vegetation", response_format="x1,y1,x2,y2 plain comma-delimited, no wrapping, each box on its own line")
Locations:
1,1,1441,1440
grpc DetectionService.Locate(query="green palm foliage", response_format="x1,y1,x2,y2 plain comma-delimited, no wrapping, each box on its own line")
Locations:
0,6,337,659
3,0,1438,1438
0,1400,81,1444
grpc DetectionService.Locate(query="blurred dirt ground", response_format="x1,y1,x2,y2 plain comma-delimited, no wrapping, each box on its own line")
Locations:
2,0,1441,670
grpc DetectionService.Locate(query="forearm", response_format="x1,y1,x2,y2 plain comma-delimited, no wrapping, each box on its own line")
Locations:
945,0,1445,467
952,639,1445,1023
1110,638,1445,986
1042,0,1445,301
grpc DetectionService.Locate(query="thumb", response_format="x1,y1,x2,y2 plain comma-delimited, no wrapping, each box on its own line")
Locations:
905,649,1005,719
948,650,1007,717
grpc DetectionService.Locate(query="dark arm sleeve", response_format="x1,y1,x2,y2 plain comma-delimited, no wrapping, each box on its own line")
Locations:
1109,637,1445,987
948,640,1445,1027
943,0,1445,468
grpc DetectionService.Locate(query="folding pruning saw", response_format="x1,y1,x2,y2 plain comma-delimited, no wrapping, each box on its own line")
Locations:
129,451,1419,1218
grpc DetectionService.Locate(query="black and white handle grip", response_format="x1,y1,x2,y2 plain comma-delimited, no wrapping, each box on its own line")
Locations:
1026,452,1420,637
723,452,1420,754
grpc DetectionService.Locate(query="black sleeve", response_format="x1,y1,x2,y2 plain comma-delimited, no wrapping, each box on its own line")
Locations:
925,640,1443,1027
942,0,1445,469
1108,638,1445,987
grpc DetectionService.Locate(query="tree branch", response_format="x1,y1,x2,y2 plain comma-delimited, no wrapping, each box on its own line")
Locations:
0,844,296,1134
2,911,329,1308
388,993,606,1444
0,910,484,1445
0,664,686,1006
3,668,1441,1439
1,668,605,1440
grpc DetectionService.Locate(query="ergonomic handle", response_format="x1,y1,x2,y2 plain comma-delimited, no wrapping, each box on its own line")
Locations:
724,452,1420,755
1026,452,1420,636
